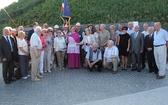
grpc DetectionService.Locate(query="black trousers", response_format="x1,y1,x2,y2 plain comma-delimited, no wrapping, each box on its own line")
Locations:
2,54,14,82
88,60,102,71
141,48,146,68
146,51,158,74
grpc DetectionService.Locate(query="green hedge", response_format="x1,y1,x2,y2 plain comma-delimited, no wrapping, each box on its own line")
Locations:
0,0,168,31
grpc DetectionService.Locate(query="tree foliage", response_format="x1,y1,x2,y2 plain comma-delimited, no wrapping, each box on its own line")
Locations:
0,0,168,30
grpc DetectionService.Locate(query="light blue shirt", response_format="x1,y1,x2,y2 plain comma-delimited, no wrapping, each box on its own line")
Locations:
116,30,122,35
127,28,134,35
153,28,168,45
30,32,42,49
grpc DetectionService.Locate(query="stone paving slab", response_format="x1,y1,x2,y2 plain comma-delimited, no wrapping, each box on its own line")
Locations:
0,63,168,105
76,86,168,105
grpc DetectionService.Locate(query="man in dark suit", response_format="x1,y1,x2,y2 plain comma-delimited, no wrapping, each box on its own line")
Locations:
27,22,39,42
130,26,144,72
0,27,15,84
144,26,158,74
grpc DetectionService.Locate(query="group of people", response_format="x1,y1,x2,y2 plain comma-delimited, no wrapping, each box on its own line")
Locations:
0,21,168,84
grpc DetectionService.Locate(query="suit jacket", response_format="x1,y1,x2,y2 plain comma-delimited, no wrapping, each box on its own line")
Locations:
130,32,144,54
11,36,19,62
144,34,154,51
0,36,14,61
27,28,34,41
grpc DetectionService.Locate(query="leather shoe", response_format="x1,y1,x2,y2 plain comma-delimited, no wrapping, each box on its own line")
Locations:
149,70,154,73
5,81,11,84
131,68,136,71
112,70,118,74
138,69,141,72
9,77,17,82
156,75,165,79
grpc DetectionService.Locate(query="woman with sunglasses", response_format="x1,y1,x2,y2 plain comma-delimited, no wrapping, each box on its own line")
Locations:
118,26,130,70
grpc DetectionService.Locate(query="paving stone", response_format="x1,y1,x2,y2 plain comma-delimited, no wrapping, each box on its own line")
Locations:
0,63,168,105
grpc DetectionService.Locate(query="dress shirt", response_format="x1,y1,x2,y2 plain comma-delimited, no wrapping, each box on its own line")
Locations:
104,46,119,62
30,32,42,49
3,35,13,52
153,28,168,45
127,28,134,35
142,30,149,37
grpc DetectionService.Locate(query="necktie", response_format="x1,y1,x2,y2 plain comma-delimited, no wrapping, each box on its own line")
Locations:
134,33,137,39
6,36,13,52
149,34,152,40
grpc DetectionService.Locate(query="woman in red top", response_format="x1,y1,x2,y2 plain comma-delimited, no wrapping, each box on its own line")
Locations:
39,29,47,76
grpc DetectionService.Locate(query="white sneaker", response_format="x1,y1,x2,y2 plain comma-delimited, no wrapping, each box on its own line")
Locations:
22,76,28,80
48,70,51,73
27,75,30,78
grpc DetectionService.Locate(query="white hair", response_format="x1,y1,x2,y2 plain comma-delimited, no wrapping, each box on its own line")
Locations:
95,25,99,28
100,24,106,28
3,27,9,31
134,25,139,28
108,40,114,45
92,43,98,47
110,25,115,29
148,26,154,31
35,26,42,33
143,23,149,26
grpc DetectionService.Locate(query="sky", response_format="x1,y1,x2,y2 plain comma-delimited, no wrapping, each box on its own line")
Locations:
0,0,18,9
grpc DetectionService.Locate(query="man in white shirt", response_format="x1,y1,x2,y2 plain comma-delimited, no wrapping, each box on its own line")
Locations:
103,40,119,74
127,22,134,35
116,24,123,35
153,22,168,79
30,26,43,82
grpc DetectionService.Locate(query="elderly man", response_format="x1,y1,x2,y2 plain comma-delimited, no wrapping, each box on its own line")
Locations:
98,24,110,54
104,40,119,74
127,22,134,35
86,43,102,72
42,23,48,29
144,26,158,74
142,23,149,37
18,25,24,32
130,25,144,72
30,26,43,82
141,23,149,69
153,22,168,79
0,27,15,84
116,24,123,35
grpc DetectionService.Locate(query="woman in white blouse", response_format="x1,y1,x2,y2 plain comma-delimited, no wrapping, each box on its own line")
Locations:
54,30,66,70
17,31,29,79
77,28,96,53
77,28,96,68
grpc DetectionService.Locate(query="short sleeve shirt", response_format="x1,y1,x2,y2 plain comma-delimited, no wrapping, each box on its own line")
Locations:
154,28,168,45
17,38,28,55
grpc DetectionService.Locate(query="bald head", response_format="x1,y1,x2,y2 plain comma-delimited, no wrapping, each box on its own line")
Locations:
154,22,161,31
